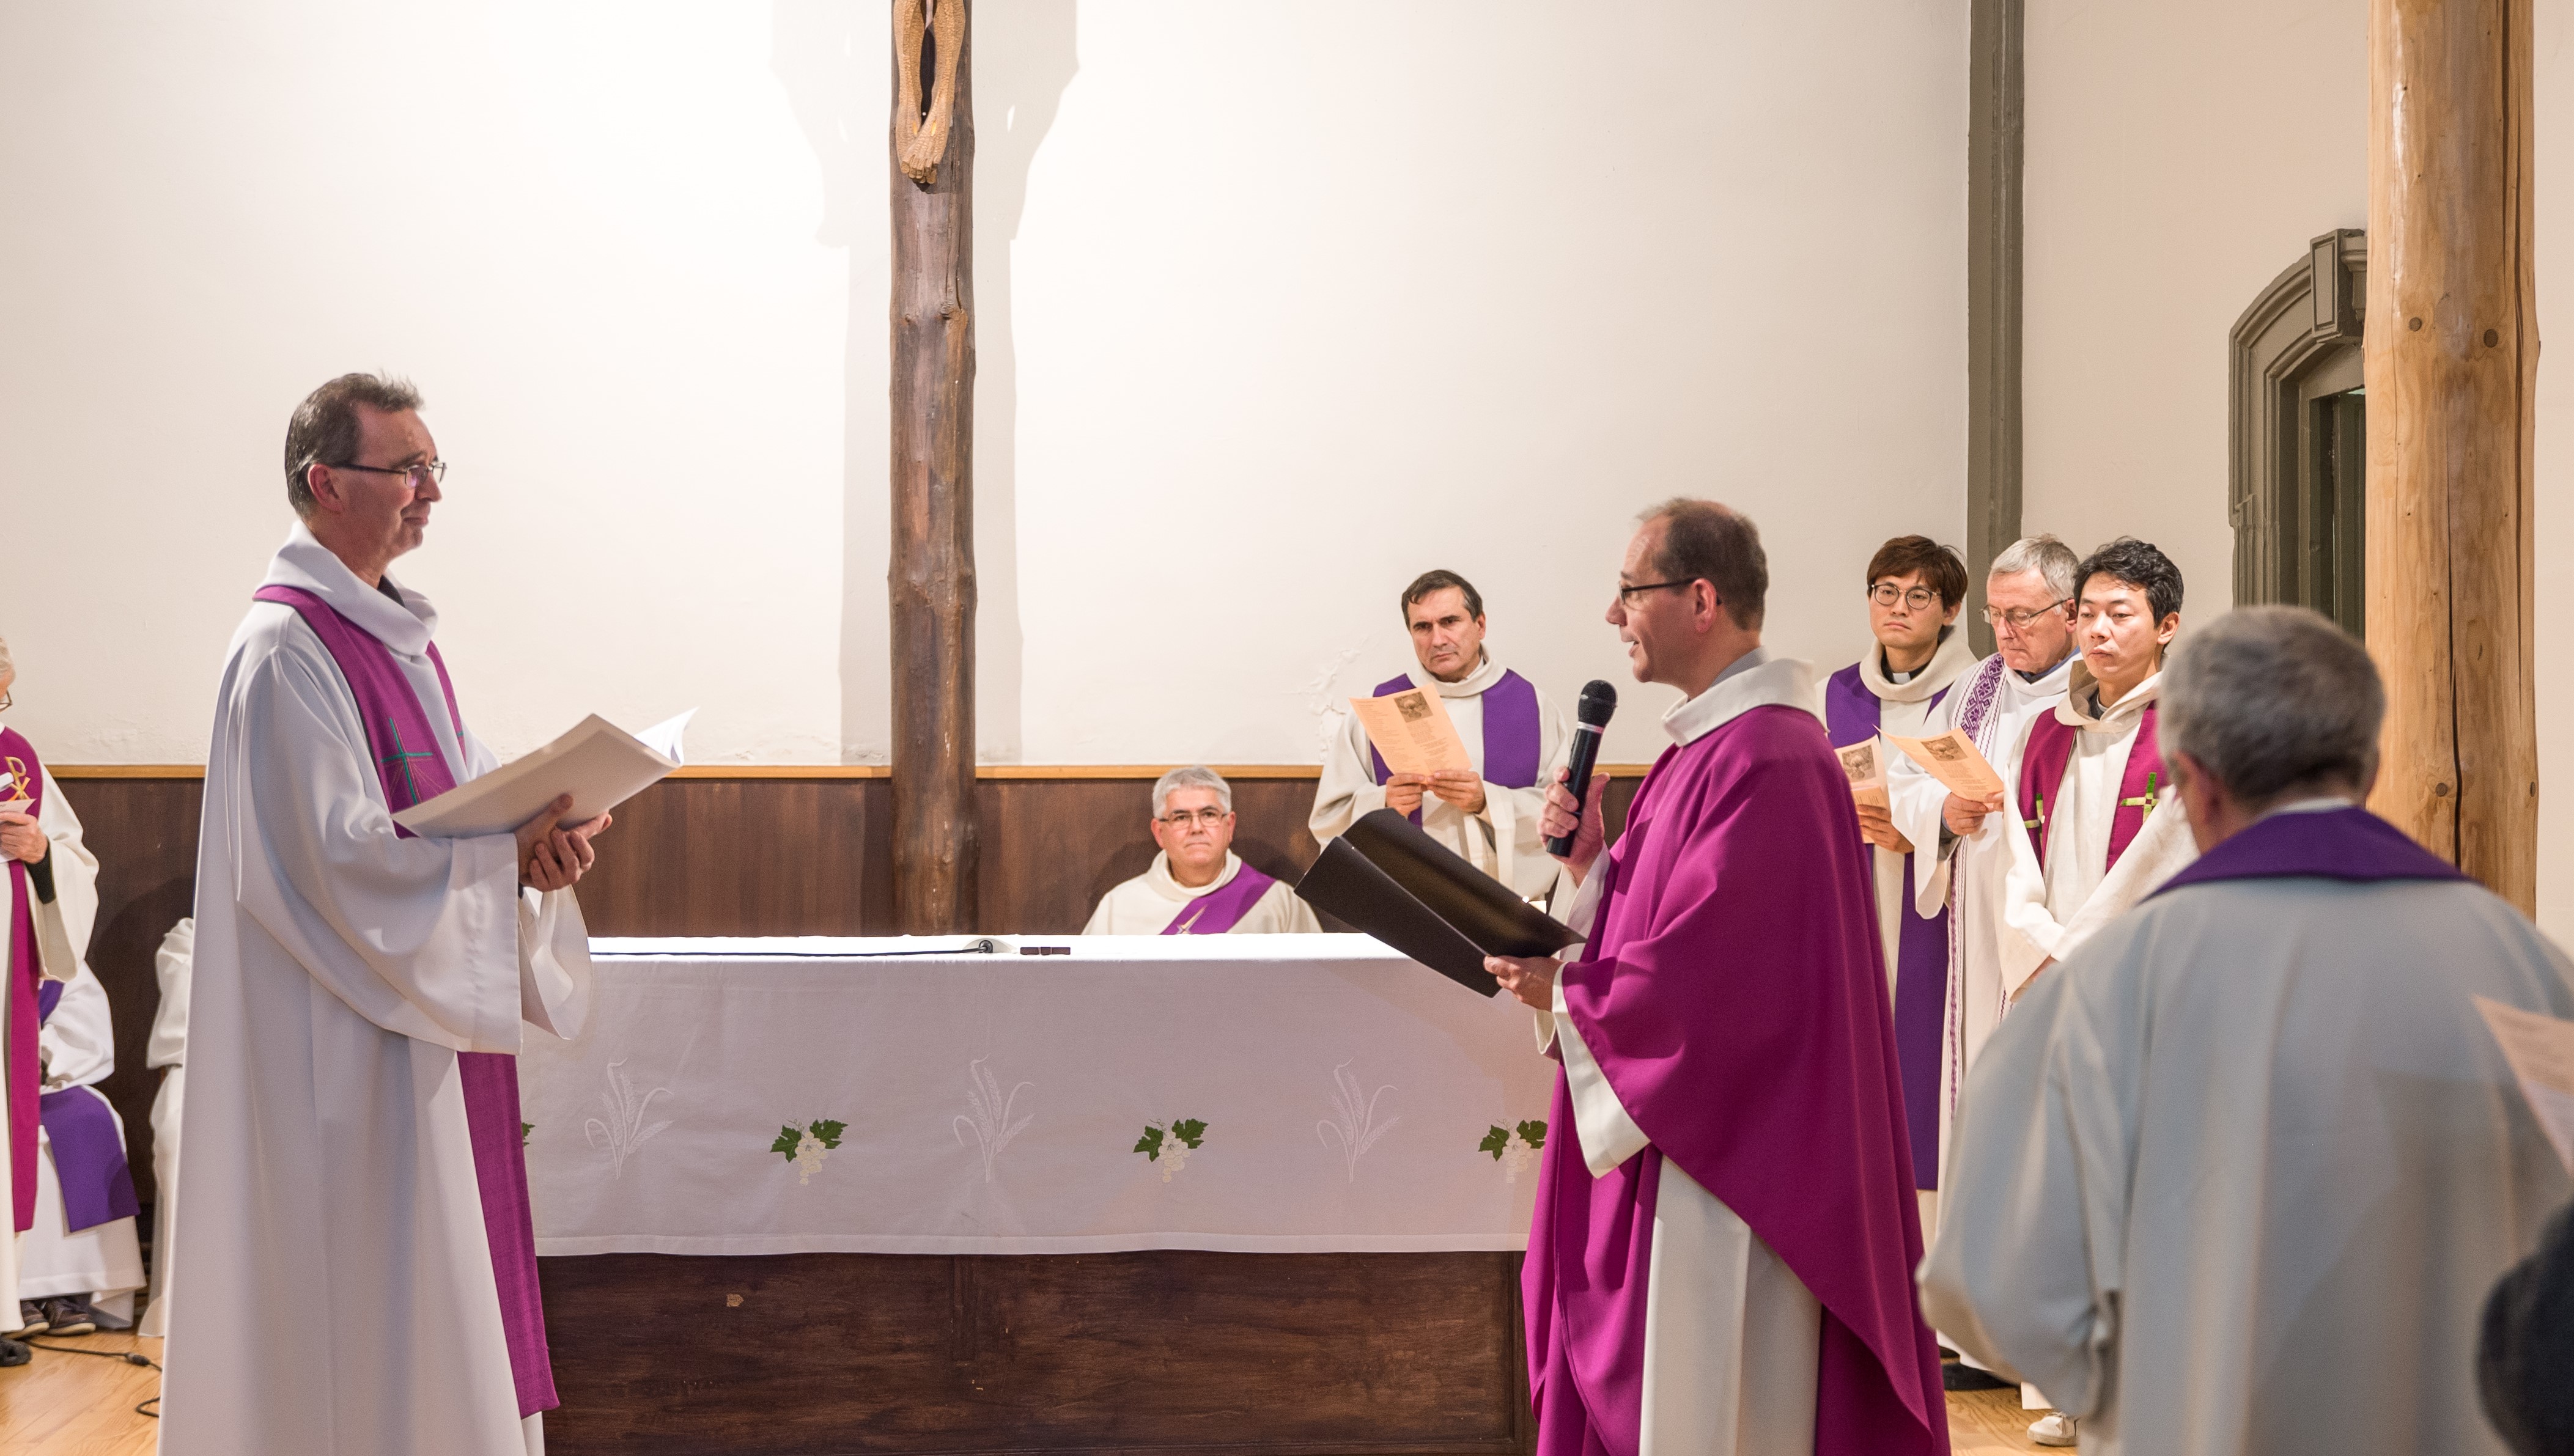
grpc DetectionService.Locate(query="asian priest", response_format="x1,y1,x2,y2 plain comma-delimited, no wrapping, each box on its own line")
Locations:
160,374,610,1456
1818,535,1976,1234
1488,499,1945,1456
1313,570,1571,904
1922,606,2574,1456
1083,767,1319,935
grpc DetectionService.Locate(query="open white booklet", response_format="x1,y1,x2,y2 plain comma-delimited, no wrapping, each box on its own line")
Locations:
393,709,694,839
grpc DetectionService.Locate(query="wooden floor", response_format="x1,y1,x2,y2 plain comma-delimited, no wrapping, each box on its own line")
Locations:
1,1337,2049,1456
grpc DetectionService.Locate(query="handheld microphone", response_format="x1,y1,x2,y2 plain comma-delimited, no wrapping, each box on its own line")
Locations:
1544,680,1618,858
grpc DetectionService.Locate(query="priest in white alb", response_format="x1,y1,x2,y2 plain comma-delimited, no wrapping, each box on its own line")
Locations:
1313,570,1571,903
1922,606,2574,1456
1083,767,1319,935
1882,535,2078,1223
1818,535,1977,1234
160,374,609,1456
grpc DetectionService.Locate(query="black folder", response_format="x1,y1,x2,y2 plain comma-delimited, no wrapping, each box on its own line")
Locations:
1296,808,1580,996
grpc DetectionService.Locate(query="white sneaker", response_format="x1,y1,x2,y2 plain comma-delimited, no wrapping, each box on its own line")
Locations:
2028,1411,2077,1447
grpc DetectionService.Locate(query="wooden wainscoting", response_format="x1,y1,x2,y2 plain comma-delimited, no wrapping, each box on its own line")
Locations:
539,1251,1532,1456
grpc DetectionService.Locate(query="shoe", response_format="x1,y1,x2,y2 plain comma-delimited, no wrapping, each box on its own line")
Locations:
6,1303,43,1339
1942,1361,2013,1391
2029,1411,2077,1447
39,1297,95,1337
0,1338,25,1368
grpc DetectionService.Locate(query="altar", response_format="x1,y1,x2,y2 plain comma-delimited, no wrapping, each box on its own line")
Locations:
525,935,1554,1456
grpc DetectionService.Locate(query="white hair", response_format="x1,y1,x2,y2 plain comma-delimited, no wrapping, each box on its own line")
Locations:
1988,534,2079,602
1151,765,1233,817
0,636,12,680
2161,606,2383,807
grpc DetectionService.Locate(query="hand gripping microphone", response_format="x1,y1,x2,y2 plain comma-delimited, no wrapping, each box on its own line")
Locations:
1544,680,1618,858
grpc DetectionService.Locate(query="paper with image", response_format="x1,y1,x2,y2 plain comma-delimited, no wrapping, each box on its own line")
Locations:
1349,686,1473,776
1887,728,2006,800
1835,739,1889,811
2476,995,2574,1173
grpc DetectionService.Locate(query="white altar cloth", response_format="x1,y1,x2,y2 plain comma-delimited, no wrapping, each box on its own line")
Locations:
520,935,1557,1257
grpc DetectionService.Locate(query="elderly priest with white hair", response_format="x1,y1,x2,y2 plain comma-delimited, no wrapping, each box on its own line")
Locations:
1921,606,2574,1456
161,373,611,1456
1084,767,1319,935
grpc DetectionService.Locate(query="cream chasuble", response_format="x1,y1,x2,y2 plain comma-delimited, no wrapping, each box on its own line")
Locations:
0,751,96,1322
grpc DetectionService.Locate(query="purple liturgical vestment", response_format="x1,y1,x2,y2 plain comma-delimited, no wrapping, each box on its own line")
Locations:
1369,669,1544,825
1527,698,1946,1456
32,977,141,1234
1160,864,1278,935
3,726,50,1233
1821,661,1952,1190
251,583,557,1420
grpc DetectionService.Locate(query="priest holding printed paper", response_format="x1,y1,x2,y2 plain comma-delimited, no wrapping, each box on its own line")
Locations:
1922,607,2574,1456
1313,572,1571,903
1486,501,1945,1456
1820,536,1976,1228
162,374,607,1456
1083,768,1320,935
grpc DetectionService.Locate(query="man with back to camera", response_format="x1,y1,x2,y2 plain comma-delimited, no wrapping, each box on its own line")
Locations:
1311,570,1571,903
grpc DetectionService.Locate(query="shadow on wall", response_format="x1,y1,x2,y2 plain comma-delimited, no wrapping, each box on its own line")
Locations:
772,0,1080,765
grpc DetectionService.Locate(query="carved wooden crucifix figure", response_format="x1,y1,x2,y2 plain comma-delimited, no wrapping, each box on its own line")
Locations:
890,0,978,932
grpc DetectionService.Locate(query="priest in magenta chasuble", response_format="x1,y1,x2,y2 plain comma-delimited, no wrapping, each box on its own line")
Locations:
1524,655,1947,1456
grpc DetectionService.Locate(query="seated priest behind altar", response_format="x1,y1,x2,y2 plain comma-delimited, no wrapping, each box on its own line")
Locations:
1311,570,1572,904
1083,767,1319,936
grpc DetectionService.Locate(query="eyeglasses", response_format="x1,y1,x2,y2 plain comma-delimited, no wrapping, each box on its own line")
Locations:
327,460,446,488
1156,807,1230,829
1869,584,1941,611
1982,597,2073,633
1614,579,1698,609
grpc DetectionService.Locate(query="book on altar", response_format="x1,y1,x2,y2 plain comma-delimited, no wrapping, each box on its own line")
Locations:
1886,727,2007,800
2475,995,2574,1173
1294,807,1579,996
1835,738,1889,810
1348,685,1473,775
393,709,695,838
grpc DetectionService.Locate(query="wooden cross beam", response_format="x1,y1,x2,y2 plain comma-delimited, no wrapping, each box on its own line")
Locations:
2364,0,2539,913
890,0,979,933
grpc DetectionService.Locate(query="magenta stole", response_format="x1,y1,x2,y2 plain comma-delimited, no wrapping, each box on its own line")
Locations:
1525,705,1944,1456
3,727,49,1231
2018,704,2161,872
1160,863,1278,935
252,585,558,1419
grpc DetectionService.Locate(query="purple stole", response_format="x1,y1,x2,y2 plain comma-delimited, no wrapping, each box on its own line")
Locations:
2148,804,2466,898
1161,863,1278,935
2018,704,2162,873
253,584,558,1419
1367,669,1543,826
4,727,47,1232
31,979,141,1233
1821,661,1953,1191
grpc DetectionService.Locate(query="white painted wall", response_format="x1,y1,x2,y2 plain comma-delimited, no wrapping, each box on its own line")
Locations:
2023,0,2574,939
0,1,1969,771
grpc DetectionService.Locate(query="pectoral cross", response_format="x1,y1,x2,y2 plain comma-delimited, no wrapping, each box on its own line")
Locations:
382,718,438,807
2120,772,2159,818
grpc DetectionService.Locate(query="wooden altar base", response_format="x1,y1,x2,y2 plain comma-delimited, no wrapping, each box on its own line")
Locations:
538,1250,1535,1456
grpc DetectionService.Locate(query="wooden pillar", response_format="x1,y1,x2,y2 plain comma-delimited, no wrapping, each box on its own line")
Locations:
890,0,978,933
2364,0,2539,913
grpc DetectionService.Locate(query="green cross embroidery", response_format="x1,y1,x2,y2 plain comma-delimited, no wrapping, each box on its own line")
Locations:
382,716,438,807
2023,791,2046,833
2121,772,2159,817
